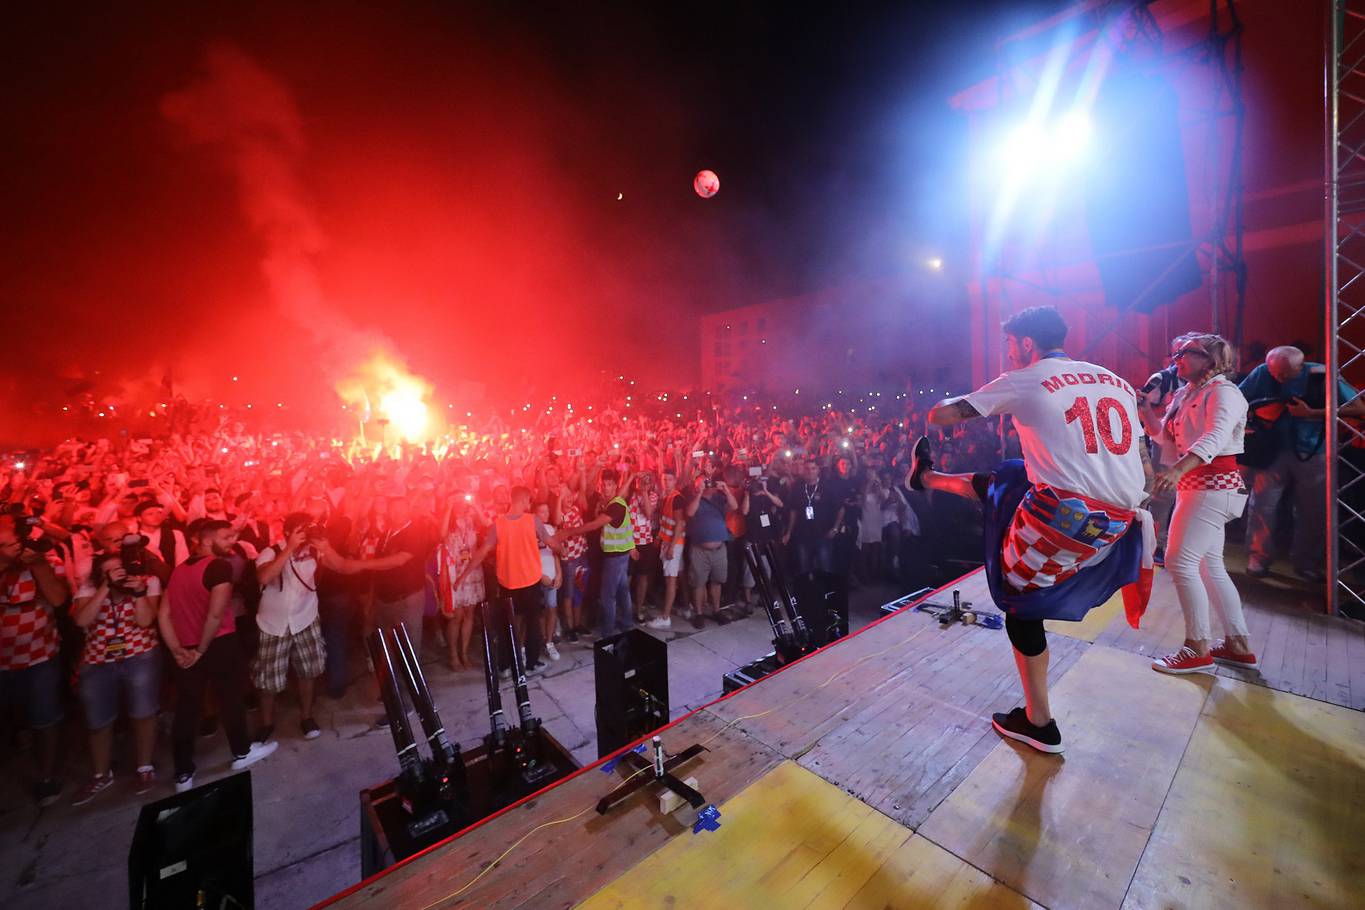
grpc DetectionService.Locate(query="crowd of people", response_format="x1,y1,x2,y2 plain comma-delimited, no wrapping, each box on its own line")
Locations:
1,331,1343,801
0,387,1016,807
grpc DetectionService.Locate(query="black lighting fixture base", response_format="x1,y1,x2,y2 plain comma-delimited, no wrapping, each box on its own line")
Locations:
595,736,708,817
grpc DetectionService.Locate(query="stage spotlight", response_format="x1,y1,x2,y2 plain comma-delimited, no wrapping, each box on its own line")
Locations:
926,256,944,271
1004,121,1050,175
1001,110,1092,177
1055,111,1092,162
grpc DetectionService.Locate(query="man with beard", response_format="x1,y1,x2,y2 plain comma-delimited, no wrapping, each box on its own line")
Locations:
160,520,277,792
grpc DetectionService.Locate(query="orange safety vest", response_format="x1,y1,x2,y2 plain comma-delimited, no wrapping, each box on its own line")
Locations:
659,492,684,545
494,514,542,590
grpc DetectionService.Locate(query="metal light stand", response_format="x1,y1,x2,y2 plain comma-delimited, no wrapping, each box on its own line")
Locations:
914,589,1005,630
595,734,710,825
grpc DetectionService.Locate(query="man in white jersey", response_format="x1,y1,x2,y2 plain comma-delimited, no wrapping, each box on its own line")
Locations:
905,306,1151,754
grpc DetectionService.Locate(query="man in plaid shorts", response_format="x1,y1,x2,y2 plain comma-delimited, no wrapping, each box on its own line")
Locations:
0,516,71,805
254,512,412,742
909,306,1153,755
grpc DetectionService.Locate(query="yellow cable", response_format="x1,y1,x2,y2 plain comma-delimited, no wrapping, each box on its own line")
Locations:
423,620,927,908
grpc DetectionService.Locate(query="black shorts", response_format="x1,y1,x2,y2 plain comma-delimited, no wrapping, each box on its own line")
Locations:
629,541,661,577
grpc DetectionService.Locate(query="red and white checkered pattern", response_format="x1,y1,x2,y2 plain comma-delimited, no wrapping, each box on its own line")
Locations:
629,498,654,546
560,504,587,561
1178,470,1245,492
1000,487,1132,593
80,593,160,666
1,569,60,671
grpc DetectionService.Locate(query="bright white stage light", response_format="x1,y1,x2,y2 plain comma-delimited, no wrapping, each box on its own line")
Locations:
1054,111,1092,162
1000,110,1092,178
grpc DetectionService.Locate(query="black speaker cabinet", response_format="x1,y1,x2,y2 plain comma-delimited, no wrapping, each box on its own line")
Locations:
129,771,254,910
594,628,670,758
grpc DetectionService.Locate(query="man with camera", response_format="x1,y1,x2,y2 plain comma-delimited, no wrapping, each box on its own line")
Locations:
1238,345,1365,581
0,513,71,805
70,530,163,804
254,512,412,742
685,472,737,629
1138,333,1197,564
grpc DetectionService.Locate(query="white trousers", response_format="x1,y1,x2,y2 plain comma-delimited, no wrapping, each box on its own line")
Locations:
1166,488,1249,642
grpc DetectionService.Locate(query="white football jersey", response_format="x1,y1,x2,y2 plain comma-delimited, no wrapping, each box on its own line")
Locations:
965,355,1146,509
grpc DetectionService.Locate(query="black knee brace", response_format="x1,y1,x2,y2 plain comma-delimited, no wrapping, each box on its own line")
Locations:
971,472,991,501
1005,615,1047,657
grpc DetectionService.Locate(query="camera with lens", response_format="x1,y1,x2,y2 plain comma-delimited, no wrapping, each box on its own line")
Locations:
1140,365,1180,403
304,523,328,541
120,533,151,577
6,506,54,554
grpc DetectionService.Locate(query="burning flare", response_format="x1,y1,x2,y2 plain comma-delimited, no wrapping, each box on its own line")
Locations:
338,353,435,444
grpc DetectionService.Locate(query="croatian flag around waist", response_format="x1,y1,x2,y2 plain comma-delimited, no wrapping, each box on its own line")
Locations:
982,460,1154,625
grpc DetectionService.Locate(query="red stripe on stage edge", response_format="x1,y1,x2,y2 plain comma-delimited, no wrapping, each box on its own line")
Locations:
310,567,986,909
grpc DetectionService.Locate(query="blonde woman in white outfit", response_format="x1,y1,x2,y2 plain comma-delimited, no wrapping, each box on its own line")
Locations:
1140,334,1257,675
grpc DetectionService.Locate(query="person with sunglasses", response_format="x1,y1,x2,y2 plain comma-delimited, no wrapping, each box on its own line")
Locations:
1140,334,1254,674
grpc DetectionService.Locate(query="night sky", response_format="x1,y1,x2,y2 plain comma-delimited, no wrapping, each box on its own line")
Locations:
3,0,1066,430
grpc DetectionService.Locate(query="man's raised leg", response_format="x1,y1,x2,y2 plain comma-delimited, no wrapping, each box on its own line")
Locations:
906,435,984,501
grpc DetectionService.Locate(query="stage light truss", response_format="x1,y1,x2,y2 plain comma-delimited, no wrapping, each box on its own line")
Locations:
1327,1,1365,614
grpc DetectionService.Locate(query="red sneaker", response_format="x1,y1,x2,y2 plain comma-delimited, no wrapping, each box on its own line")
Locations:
1210,640,1259,669
1151,647,1214,675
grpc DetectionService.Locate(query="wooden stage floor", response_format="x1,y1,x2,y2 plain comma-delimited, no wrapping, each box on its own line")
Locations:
320,567,1365,910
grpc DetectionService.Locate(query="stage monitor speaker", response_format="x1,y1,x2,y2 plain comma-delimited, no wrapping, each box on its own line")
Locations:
594,628,670,758
1083,66,1202,313
129,771,254,910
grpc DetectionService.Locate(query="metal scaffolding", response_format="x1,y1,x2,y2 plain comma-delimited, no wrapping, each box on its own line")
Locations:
1326,1,1365,615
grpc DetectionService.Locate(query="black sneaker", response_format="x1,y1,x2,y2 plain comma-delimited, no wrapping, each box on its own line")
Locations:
690,613,705,630
711,611,732,626
907,436,934,492
991,707,1063,754
565,630,579,643
253,724,274,746
301,717,321,740
34,777,63,807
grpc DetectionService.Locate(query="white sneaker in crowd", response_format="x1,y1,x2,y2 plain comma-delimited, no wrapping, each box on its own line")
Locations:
230,739,279,771
647,617,672,630
546,642,561,661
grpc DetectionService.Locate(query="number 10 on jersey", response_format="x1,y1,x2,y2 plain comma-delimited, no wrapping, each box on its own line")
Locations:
1064,396,1133,455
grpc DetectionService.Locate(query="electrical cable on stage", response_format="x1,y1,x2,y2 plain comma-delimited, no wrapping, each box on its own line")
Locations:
419,605,944,909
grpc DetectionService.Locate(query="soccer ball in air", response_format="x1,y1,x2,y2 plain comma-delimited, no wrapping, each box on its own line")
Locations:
693,169,720,198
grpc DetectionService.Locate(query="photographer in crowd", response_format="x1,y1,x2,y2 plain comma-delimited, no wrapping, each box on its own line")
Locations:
1140,333,1198,564
685,469,736,629
1238,345,1365,581
0,514,69,805
69,529,163,804
254,512,413,743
